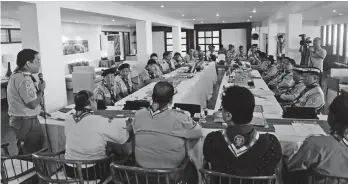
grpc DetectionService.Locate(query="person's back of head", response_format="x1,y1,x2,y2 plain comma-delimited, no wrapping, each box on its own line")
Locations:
328,95,348,137
152,81,174,107
222,86,255,125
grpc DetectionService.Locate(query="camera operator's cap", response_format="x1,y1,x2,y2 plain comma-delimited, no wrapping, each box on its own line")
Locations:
101,67,117,77
292,65,307,73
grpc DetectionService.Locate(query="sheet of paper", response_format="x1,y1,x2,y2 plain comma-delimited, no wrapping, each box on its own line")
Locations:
49,111,67,120
274,125,297,136
291,122,327,136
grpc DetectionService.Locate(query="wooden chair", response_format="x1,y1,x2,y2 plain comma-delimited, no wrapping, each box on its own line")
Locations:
199,167,277,184
110,157,189,184
32,150,128,184
326,76,340,97
310,172,348,184
1,143,48,184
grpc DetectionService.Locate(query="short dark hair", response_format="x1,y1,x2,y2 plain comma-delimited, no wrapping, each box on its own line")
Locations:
252,44,258,47
147,59,157,65
150,53,158,58
329,95,348,129
268,55,275,64
259,52,267,59
174,52,181,57
16,49,39,68
239,45,244,49
222,86,255,124
74,90,94,111
118,63,130,71
163,51,171,58
152,81,174,104
278,35,283,39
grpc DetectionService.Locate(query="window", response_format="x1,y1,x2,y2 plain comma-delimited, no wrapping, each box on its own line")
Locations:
328,25,332,45
165,31,187,53
197,30,220,56
339,24,344,56
333,24,338,55
1,28,21,43
322,26,326,46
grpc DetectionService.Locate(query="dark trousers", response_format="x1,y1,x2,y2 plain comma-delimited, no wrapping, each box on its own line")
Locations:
9,116,45,155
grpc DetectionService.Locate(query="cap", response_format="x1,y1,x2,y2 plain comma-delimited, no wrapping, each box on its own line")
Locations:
293,65,321,75
101,67,116,77
118,63,130,71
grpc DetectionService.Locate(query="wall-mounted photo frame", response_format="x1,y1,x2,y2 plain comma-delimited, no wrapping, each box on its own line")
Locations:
63,40,89,55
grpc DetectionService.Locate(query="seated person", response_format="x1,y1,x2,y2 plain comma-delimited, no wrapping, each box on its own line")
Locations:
65,90,132,180
248,44,259,58
162,51,176,72
195,46,204,61
93,67,117,109
150,53,166,74
206,45,218,61
140,59,165,86
268,57,295,90
286,94,348,183
287,67,325,111
226,44,236,65
218,44,227,55
276,65,306,105
184,49,197,64
236,45,247,60
203,86,282,179
173,52,185,68
250,51,266,70
262,56,278,83
133,81,203,169
114,63,136,100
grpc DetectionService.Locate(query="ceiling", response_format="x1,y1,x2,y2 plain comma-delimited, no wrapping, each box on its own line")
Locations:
301,1,348,21
0,1,136,27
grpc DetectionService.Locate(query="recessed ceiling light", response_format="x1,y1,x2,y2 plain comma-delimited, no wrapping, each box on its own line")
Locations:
222,21,225,23
112,19,115,22
333,9,336,12
201,21,204,23
76,21,79,23
193,19,195,20
247,19,250,22
339,13,343,16
161,5,164,8
182,14,185,17
249,16,252,18
252,9,256,13
216,13,219,17
319,17,322,19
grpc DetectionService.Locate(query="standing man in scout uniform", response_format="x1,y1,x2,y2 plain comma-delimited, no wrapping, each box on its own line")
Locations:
287,67,325,111
7,49,46,155
93,67,117,109
276,65,306,106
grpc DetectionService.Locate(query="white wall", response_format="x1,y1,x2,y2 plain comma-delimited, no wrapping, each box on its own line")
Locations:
221,29,247,52
152,31,165,60
277,21,320,39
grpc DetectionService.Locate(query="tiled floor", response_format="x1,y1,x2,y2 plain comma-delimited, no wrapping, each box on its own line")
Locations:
1,70,333,155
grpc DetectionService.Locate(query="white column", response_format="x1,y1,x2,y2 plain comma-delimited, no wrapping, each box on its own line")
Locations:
268,20,278,57
259,26,266,52
172,26,181,55
285,13,303,64
19,3,67,113
136,20,152,65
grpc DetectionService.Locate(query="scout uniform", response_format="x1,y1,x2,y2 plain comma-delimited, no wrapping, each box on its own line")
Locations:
278,80,306,104
262,64,278,83
133,107,203,169
114,75,134,99
290,67,325,110
287,134,348,183
195,50,204,61
139,66,162,88
94,68,117,109
236,51,247,60
7,70,45,154
268,70,294,90
226,50,236,65
158,60,170,74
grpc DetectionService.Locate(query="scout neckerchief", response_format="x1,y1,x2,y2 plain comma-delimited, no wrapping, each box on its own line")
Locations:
156,63,164,73
121,76,132,95
167,59,175,71
145,65,155,79
291,82,318,106
285,80,303,94
73,110,93,123
103,81,116,103
149,103,169,118
222,126,259,157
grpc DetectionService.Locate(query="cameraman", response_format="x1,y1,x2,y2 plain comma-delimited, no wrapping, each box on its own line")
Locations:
307,37,327,72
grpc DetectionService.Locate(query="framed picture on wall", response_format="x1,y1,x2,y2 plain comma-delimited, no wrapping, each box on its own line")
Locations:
62,40,89,55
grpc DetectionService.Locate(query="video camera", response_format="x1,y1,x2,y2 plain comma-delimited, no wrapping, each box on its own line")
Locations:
299,34,312,46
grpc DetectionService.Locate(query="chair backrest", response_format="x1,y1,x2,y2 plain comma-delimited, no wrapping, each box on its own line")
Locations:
310,172,348,184
326,76,340,96
199,168,277,184
32,150,122,184
1,143,48,184
110,157,189,184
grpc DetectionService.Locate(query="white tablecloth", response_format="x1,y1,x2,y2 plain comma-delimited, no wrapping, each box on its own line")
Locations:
214,70,283,116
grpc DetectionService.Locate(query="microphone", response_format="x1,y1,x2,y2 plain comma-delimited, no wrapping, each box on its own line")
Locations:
38,73,43,82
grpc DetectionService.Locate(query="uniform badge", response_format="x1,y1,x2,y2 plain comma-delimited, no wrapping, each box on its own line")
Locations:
27,88,36,98
25,79,32,89
233,135,245,147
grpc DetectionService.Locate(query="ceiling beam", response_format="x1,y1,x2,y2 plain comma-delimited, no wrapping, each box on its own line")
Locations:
26,1,194,29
